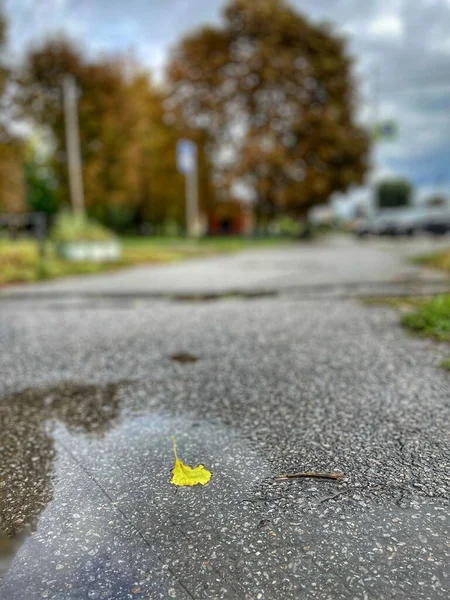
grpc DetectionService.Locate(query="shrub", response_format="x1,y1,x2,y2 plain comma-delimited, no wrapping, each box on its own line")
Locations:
51,211,115,243
271,216,300,236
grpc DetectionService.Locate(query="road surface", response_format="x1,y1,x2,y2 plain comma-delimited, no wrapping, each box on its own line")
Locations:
0,236,449,599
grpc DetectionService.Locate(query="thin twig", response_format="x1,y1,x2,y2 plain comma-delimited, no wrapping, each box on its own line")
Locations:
274,471,344,482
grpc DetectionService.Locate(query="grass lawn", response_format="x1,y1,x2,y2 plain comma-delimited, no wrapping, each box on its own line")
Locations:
0,235,291,287
412,248,450,272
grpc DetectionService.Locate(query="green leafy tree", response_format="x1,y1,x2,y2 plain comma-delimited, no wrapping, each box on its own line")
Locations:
167,0,369,222
376,178,412,209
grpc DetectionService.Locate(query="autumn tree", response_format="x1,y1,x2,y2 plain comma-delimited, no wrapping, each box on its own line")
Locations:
20,39,214,230
166,0,369,222
0,9,24,213
134,83,214,230
21,40,146,227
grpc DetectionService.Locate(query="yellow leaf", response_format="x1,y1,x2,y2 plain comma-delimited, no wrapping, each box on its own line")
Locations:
170,436,212,487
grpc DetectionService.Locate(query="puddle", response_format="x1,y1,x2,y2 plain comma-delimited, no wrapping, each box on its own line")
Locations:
0,381,125,577
0,531,28,581
1,409,270,599
3,385,449,599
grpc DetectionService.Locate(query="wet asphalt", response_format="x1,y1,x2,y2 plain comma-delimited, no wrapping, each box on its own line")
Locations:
0,236,449,599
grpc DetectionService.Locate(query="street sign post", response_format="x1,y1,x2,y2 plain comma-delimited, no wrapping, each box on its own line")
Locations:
177,139,200,237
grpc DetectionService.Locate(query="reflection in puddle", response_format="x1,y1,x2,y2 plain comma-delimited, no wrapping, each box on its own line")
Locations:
2,412,269,599
0,382,124,578
0,531,28,580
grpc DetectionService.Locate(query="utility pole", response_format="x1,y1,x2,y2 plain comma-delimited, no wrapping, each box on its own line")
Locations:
63,75,85,217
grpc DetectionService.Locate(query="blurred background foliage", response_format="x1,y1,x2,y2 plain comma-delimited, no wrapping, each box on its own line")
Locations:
0,0,369,234
376,179,412,210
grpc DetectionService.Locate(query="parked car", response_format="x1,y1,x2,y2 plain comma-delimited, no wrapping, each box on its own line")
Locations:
355,211,414,237
355,206,450,237
421,208,450,235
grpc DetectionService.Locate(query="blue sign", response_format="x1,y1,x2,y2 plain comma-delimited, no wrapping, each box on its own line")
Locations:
177,139,197,175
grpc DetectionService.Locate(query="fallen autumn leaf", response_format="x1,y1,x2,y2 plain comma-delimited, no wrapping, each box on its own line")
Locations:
170,436,212,487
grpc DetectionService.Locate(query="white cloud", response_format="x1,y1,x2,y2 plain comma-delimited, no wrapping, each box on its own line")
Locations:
368,14,403,38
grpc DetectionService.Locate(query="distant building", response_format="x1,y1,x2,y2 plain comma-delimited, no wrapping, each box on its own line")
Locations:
208,200,254,235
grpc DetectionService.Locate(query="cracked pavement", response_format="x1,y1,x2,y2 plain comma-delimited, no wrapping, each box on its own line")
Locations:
0,236,449,599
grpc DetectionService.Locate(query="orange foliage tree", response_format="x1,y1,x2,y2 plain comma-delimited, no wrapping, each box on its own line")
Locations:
0,11,24,213
166,0,369,223
21,39,214,230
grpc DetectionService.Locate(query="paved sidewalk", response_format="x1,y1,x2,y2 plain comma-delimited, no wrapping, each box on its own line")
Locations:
1,236,449,299
1,237,449,599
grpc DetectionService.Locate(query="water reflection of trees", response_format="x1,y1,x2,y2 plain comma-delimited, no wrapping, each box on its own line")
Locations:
0,382,123,539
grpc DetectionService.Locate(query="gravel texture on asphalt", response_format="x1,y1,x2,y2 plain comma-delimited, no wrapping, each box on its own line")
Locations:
1,293,449,599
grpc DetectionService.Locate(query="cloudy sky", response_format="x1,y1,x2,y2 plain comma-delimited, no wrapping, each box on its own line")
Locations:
4,0,450,205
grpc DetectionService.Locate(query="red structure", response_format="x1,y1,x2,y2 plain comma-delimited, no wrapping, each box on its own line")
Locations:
208,200,254,235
